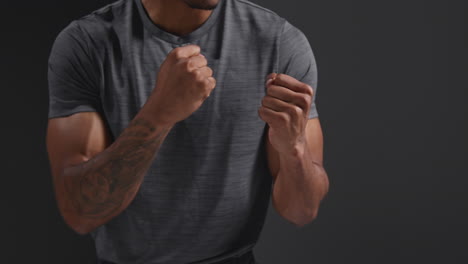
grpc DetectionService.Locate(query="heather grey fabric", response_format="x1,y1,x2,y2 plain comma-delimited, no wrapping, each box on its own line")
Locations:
47,0,319,263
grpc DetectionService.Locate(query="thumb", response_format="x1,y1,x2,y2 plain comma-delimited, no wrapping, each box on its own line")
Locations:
173,44,201,58
265,72,278,83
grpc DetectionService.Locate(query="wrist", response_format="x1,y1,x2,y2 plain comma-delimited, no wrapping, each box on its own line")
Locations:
279,139,307,164
137,105,176,130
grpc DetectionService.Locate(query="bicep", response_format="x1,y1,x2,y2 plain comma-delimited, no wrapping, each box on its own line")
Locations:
46,111,113,181
47,20,103,119
46,21,110,179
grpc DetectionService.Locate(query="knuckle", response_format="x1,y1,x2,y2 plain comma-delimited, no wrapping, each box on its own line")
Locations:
287,106,297,116
210,77,217,88
182,60,190,71
303,84,313,95
266,73,275,82
201,56,208,65
293,105,303,115
173,47,183,58
266,85,275,95
195,71,205,82
190,68,198,77
305,95,312,107
278,113,289,123
299,94,310,107
191,69,202,82
186,59,194,70
202,77,211,87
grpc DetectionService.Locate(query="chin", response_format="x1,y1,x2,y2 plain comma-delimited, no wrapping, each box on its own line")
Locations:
183,0,220,10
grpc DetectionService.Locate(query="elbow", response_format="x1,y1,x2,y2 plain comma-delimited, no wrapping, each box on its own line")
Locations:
293,208,318,228
71,223,94,236
61,210,95,235
276,202,319,228
68,218,95,235
273,191,320,228
55,193,97,235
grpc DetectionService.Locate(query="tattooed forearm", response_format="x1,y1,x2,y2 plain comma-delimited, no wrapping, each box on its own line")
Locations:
60,114,172,233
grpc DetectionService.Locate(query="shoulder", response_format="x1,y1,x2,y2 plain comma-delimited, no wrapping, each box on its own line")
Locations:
76,0,128,40
229,0,308,49
228,0,288,39
280,18,309,46
52,0,128,57
232,0,281,17
60,0,131,46
74,0,127,33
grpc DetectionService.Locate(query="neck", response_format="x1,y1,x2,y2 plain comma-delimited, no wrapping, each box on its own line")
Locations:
141,0,216,37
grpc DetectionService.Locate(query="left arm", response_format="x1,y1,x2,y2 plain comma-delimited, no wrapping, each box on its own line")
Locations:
268,116,329,227
259,73,329,227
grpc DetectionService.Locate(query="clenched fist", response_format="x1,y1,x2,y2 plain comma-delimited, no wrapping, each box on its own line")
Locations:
258,73,314,155
147,44,216,126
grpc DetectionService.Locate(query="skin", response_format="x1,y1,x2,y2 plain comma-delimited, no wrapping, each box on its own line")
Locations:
47,112,173,234
141,0,220,36
47,44,215,234
47,0,328,235
140,1,330,227
260,73,329,227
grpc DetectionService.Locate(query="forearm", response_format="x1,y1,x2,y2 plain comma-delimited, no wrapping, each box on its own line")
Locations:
272,141,329,227
57,109,173,234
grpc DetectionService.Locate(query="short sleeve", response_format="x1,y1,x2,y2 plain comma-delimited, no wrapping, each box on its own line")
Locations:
47,21,103,119
278,19,319,119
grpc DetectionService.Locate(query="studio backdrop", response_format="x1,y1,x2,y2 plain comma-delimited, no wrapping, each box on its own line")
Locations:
1,0,467,263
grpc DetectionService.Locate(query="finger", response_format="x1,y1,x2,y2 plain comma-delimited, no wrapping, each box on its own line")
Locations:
265,72,278,83
188,54,208,68
197,65,213,77
266,84,310,111
258,106,288,127
262,95,306,122
207,76,217,89
261,95,290,112
273,73,313,96
172,44,201,59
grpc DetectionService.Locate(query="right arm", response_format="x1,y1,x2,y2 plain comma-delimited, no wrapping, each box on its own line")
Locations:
47,108,173,235
46,21,215,234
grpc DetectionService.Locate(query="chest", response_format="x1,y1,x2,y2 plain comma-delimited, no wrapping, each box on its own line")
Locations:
100,41,273,140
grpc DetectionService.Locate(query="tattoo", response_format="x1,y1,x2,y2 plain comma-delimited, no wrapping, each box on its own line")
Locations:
63,116,171,221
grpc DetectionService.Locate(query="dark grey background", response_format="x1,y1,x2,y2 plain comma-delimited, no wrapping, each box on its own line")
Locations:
2,0,467,263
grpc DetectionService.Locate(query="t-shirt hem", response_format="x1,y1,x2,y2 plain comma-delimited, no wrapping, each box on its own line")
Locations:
190,242,257,264
48,105,101,119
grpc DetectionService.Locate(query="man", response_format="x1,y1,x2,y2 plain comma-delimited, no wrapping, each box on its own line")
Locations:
46,0,329,263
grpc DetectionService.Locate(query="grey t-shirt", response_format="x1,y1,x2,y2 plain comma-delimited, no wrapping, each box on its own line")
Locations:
47,0,319,263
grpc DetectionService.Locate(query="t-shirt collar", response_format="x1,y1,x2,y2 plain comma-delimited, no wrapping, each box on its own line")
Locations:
134,0,223,44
